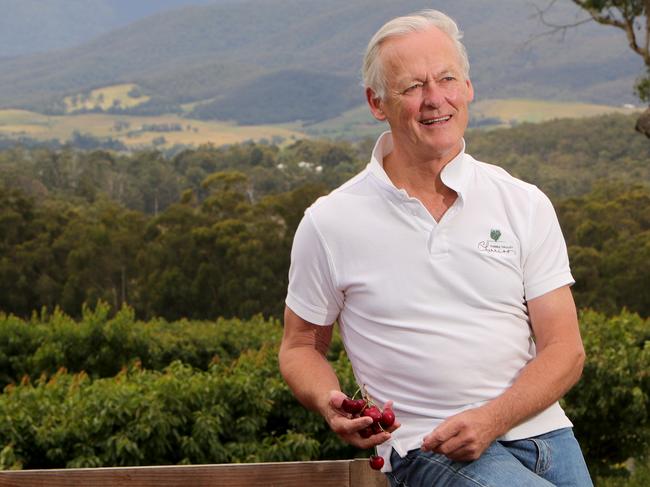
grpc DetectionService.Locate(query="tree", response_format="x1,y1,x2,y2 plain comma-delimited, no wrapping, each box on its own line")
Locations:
540,0,650,136
54,201,146,314
556,181,650,316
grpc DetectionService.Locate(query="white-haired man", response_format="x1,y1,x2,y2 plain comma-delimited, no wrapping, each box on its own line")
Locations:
279,9,592,486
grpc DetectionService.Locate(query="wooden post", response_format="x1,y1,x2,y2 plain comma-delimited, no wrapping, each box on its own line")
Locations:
350,459,390,487
0,459,390,487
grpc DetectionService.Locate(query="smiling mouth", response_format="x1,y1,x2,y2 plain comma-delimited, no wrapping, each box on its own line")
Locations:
420,115,451,125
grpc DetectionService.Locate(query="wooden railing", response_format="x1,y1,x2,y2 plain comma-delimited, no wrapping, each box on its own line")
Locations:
0,459,389,487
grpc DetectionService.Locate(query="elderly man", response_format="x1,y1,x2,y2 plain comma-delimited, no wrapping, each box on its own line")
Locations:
279,9,592,486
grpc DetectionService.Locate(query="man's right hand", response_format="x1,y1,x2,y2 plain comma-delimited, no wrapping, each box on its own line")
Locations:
322,390,399,448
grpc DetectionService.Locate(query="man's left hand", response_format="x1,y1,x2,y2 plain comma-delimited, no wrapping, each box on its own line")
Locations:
420,406,500,461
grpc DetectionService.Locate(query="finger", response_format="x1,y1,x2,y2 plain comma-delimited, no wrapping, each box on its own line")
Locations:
441,443,483,462
422,421,460,451
328,390,348,409
385,419,401,433
352,430,392,449
331,414,374,436
433,433,466,457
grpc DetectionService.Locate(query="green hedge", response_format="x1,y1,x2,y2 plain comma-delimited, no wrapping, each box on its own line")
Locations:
0,348,356,469
564,310,650,477
0,307,648,480
0,302,282,388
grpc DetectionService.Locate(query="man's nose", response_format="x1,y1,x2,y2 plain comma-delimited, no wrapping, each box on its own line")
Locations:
422,82,445,107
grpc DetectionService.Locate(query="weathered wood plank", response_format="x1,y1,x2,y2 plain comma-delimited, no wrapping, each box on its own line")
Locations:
350,459,390,487
0,460,365,487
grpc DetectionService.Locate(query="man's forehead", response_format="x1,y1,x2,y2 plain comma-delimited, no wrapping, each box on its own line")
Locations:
380,33,464,80
380,26,451,51
381,27,456,56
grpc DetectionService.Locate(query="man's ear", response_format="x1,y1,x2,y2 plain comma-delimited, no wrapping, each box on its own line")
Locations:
366,87,386,121
466,78,474,103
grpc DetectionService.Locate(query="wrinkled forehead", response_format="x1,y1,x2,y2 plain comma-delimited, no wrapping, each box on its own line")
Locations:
379,27,465,78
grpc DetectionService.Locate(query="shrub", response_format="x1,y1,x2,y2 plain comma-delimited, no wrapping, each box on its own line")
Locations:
563,310,650,476
0,302,282,388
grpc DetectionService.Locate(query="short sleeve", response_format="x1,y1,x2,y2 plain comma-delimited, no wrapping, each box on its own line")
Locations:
523,190,575,301
285,210,343,325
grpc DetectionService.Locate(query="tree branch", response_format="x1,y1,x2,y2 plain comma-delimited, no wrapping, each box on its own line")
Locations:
528,0,594,43
570,0,649,65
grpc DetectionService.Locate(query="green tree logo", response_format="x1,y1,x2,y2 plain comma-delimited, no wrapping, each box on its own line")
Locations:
490,229,501,241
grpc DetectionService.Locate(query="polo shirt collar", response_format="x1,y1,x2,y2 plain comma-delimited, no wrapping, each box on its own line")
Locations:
368,131,472,201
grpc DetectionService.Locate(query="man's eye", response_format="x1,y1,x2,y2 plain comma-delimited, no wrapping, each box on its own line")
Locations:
402,83,423,94
441,76,456,82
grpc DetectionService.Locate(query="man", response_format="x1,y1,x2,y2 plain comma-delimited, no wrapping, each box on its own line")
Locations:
279,9,592,486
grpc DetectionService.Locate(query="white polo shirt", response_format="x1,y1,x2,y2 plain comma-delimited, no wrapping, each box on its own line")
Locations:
286,132,574,470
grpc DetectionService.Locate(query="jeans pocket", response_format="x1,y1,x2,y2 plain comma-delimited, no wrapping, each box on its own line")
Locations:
389,448,417,485
530,438,552,475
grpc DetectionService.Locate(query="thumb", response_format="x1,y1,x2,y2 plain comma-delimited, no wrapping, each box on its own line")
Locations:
328,390,347,409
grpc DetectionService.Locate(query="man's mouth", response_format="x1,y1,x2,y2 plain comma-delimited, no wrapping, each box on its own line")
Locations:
420,115,451,125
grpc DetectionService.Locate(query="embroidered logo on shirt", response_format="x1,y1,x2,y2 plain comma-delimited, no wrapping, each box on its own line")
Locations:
478,229,516,255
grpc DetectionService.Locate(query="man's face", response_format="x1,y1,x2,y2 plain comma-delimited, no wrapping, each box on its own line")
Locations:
367,27,474,164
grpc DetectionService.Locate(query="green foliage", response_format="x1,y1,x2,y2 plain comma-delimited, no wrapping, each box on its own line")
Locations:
0,115,647,476
0,139,348,320
0,316,355,470
556,182,650,316
1,118,648,320
595,457,650,486
0,303,282,389
0,309,647,472
466,114,650,201
635,69,650,102
563,310,650,476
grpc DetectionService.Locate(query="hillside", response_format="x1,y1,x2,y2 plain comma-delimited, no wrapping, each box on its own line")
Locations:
0,0,643,124
466,113,650,199
0,0,218,58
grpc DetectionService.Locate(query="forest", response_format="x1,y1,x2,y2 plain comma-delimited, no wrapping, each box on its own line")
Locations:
1,113,648,320
0,112,649,484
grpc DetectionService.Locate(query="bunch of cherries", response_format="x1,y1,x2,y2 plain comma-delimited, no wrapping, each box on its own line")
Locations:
341,386,396,470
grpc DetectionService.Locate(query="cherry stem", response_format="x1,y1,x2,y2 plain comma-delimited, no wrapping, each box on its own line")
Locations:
361,384,376,407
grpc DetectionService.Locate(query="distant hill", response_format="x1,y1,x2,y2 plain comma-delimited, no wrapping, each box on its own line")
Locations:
0,0,219,57
0,0,643,124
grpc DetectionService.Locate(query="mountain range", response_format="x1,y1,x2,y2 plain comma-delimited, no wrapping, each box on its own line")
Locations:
0,0,643,124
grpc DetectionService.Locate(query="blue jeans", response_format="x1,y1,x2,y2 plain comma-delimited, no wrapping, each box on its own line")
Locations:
387,428,593,486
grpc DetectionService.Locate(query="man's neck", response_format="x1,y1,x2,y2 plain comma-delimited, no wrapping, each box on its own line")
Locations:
382,142,462,197
381,145,461,222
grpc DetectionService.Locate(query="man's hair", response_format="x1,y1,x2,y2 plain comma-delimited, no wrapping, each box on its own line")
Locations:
362,9,470,100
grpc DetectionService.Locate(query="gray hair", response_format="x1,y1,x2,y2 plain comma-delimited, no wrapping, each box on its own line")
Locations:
362,9,470,100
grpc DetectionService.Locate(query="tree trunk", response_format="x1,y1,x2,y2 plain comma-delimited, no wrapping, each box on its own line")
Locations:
635,106,650,138
121,265,127,306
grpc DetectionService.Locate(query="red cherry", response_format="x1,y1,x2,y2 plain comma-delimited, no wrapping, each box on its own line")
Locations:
380,408,395,428
371,422,383,434
359,426,373,438
352,399,366,412
362,406,382,423
341,398,356,413
369,455,384,470
342,398,366,414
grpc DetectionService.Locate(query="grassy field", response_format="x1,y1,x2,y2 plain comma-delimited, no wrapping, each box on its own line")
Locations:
470,98,640,124
0,110,304,149
303,105,387,140
0,98,642,150
63,84,151,113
